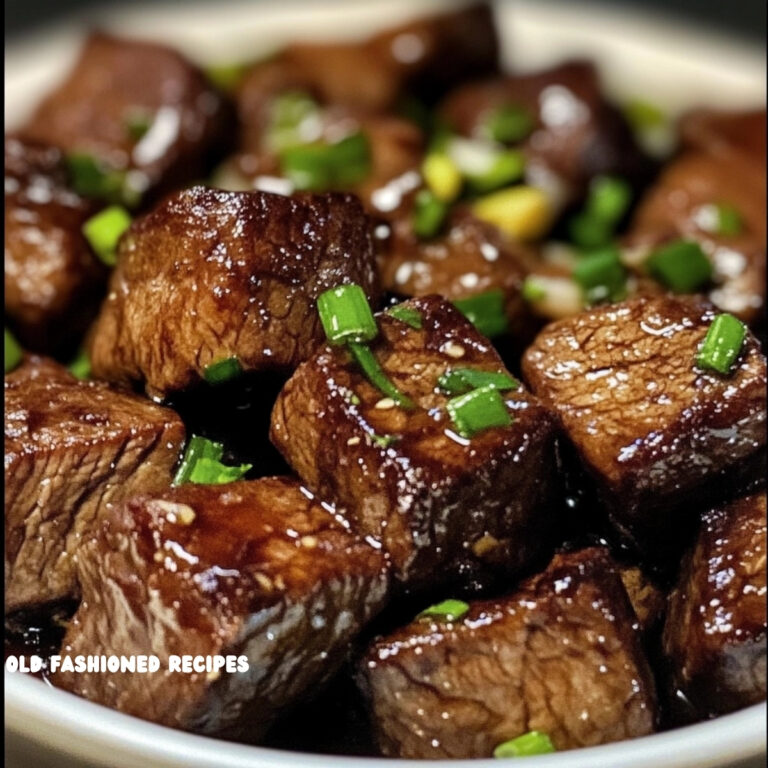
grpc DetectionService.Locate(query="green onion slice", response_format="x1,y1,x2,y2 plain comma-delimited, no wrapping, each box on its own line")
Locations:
418,599,469,622
454,290,509,338
412,189,449,239
493,731,556,758
205,61,249,93
572,247,627,305
68,347,91,380
446,384,512,438
82,205,132,267
386,305,423,330
5,328,23,374
696,203,743,237
318,284,378,345
438,368,519,396
173,435,251,486
267,90,320,152
623,99,666,131
696,313,747,375
586,176,632,224
521,277,547,302
484,103,535,144
465,150,525,193
125,110,153,141
568,212,613,250
348,342,414,410
646,239,712,293
204,356,243,384
65,152,140,207
370,432,400,449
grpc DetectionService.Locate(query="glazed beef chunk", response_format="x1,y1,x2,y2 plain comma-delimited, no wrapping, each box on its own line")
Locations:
439,60,650,207
360,547,657,758
678,108,766,167
4,356,184,613
19,33,231,204
4,136,106,355
54,477,389,738
663,492,767,717
89,186,380,398
522,295,766,557
271,295,557,589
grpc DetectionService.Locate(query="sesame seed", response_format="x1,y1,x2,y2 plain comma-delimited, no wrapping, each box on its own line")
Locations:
206,669,221,683
254,573,274,591
347,436,361,446
441,342,465,359
300,535,319,549
374,397,396,410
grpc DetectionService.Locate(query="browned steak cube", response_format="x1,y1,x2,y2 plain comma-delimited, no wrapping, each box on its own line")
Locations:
19,33,231,203
663,492,766,716
4,356,184,612
4,136,106,355
89,186,380,398
359,547,657,758
679,108,766,168
53,477,390,738
271,295,557,588
439,60,650,207
522,295,766,556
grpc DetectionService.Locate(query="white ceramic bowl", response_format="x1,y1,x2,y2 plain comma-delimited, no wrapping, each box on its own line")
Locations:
5,2,767,766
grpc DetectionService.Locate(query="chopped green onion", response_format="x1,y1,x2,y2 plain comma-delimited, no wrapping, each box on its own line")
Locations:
421,151,462,202
418,599,469,622
125,110,153,141
586,176,632,224
696,313,747,375
521,277,547,302
454,290,509,338
348,342,414,409
82,205,132,267
205,61,249,93
267,90,320,152
484,103,534,144
465,149,525,193
370,432,400,449
65,153,139,207
572,247,627,305
568,212,612,250
493,731,556,758
5,328,23,373
386,305,423,330
438,368,519,395
446,385,511,438
204,356,243,384
412,189,449,239
330,133,373,187
696,203,743,237
68,347,91,380
623,99,666,131
646,239,712,293
173,435,251,486
318,284,378,345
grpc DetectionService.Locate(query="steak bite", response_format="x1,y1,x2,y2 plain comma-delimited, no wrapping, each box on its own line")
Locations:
359,547,657,758
663,492,767,716
4,356,184,613
4,136,106,355
678,108,766,168
271,295,557,588
19,32,232,204
439,60,651,207
53,477,390,738
522,295,766,557
89,186,380,398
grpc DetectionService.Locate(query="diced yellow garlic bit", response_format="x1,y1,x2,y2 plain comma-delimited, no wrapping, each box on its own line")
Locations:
422,152,462,202
472,186,553,241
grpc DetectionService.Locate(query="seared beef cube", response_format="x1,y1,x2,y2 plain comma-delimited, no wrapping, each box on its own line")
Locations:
522,295,766,557
359,547,657,758
53,477,389,738
663,492,766,716
380,208,533,339
89,186,380,398
619,565,665,635
679,108,766,167
439,60,651,207
271,295,557,588
4,136,106,355
19,33,231,203
236,3,498,120
625,151,765,324
4,356,184,612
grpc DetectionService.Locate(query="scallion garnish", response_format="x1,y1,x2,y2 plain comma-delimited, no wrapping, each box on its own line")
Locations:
465,149,525,193
125,110,153,141
696,313,747,375
696,203,743,237
484,103,534,144
568,212,613,250
521,277,547,302
454,290,509,338
267,90,320,153
204,356,243,384
370,432,400,449
586,176,632,225
348,342,414,410
493,731,556,758
421,151,462,202
418,599,469,622
173,435,251,487
446,385,511,438
318,285,378,345
438,368,519,395
65,152,139,207
68,347,91,380
572,247,627,305
386,305,423,330
412,189,448,239
5,328,23,374
205,61,249,93
646,239,712,293
82,205,132,267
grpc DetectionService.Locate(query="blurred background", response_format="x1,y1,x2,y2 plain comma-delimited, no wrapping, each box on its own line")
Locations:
4,0,767,41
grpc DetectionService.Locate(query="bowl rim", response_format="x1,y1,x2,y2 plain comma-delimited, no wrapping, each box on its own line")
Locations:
4,1,767,766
